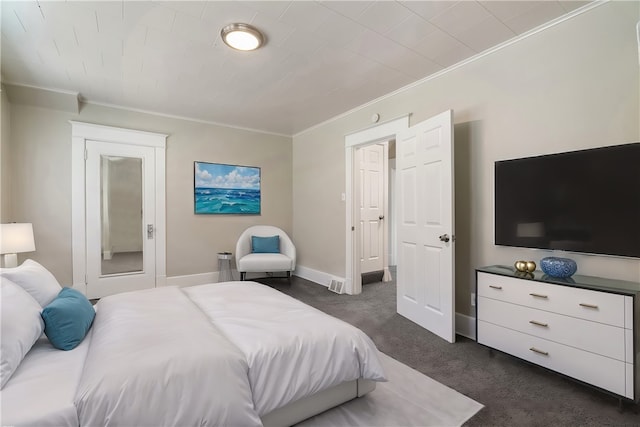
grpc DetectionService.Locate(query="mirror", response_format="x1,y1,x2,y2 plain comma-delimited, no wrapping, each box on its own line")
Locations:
100,155,143,275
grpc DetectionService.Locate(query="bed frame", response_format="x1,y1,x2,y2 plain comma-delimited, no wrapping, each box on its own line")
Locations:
261,378,376,427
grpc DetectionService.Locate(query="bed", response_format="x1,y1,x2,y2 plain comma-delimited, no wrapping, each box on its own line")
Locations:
1,268,386,427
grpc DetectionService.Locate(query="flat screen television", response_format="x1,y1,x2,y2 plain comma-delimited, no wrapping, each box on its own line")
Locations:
495,142,640,258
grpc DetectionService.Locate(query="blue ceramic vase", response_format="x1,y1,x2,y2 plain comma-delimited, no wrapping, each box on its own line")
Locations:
540,257,577,278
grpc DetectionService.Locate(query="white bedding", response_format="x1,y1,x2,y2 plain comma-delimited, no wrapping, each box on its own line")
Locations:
185,281,386,415
2,282,385,426
1,330,92,427
74,286,262,427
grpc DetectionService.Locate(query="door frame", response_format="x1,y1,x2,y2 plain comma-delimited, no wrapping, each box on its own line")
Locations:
344,115,409,295
70,121,168,295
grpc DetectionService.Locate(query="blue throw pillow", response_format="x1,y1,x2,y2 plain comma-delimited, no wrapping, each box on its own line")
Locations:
41,287,95,351
251,235,280,253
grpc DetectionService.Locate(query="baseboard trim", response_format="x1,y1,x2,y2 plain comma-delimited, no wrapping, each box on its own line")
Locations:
456,312,476,340
294,265,345,288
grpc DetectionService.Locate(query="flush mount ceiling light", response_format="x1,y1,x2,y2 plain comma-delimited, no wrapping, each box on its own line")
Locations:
221,23,264,51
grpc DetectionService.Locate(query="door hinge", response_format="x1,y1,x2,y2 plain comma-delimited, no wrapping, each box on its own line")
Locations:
84,274,88,284
84,149,88,161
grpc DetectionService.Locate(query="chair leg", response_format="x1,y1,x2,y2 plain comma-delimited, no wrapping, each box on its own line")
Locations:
240,272,246,281
287,271,291,283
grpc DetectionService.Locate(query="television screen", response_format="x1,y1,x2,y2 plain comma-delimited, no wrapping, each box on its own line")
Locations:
495,142,640,258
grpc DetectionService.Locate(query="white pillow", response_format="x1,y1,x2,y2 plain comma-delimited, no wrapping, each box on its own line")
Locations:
0,259,61,307
0,277,45,389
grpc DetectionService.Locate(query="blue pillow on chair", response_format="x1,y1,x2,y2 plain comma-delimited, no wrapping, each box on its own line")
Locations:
41,287,95,351
251,235,280,253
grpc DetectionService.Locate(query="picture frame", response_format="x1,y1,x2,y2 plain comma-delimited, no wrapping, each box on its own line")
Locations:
194,161,261,215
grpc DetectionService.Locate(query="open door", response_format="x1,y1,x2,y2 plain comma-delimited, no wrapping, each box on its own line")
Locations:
396,110,455,343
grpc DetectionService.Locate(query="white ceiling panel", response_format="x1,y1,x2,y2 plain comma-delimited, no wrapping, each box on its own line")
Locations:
454,15,515,53
319,1,375,21
123,2,175,32
172,11,216,45
504,1,567,34
479,1,541,22
355,1,414,34
200,2,255,32
162,1,207,19
384,14,439,48
250,11,295,48
241,1,292,20
429,1,492,38
278,1,334,34
0,0,595,135
399,1,456,21
313,10,367,48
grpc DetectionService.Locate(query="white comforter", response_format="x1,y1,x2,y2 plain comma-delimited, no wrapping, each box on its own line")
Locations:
9,282,385,426
74,286,262,426
185,281,386,415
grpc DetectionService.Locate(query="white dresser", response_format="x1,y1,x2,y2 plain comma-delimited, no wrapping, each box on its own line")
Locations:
476,266,640,402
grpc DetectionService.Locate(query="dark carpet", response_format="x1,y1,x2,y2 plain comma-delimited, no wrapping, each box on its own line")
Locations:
257,272,640,426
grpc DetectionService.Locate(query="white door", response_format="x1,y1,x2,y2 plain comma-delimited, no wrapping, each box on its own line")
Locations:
396,110,455,343
358,144,385,274
85,140,157,298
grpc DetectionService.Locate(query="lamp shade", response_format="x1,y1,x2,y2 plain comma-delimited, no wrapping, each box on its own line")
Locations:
0,223,36,254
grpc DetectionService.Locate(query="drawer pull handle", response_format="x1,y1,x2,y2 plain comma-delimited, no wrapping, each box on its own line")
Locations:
579,303,598,309
529,347,549,356
489,285,503,290
529,293,548,299
529,320,548,327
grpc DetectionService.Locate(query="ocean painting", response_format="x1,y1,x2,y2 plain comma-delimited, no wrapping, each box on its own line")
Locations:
194,162,261,214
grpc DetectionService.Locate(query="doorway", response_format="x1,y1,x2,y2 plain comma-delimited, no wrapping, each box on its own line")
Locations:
345,116,409,295
71,122,167,299
356,142,390,285
345,111,456,344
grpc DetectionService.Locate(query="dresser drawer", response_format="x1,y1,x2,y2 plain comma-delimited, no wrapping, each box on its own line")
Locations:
477,272,627,327
478,320,630,398
478,296,627,361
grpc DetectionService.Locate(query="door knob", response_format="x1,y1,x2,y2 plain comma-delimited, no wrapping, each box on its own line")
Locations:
379,215,384,220
439,234,450,243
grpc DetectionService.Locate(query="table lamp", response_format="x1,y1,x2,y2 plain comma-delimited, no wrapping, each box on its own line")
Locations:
0,223,36,268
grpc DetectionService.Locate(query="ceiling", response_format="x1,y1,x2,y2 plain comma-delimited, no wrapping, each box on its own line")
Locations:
1,1,592,136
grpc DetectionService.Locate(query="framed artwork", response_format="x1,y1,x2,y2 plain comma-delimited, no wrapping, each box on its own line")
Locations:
194,161,261,214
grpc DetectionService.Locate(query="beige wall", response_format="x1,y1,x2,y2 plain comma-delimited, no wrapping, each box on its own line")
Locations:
4,103,292,283
292,2,640,316
0,86,11,222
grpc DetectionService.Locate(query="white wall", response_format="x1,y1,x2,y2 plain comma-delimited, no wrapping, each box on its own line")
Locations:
3,102,292,284
292,2,640,316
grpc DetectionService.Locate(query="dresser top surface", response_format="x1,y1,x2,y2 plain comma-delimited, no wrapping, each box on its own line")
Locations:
478,265,640,295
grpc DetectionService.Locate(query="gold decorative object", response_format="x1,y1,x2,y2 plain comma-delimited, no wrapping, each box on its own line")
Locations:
514,260,527,272
515,260,536,272
525,261,536,272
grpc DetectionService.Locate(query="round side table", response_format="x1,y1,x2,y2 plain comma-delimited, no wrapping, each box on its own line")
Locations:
217,252,233,282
